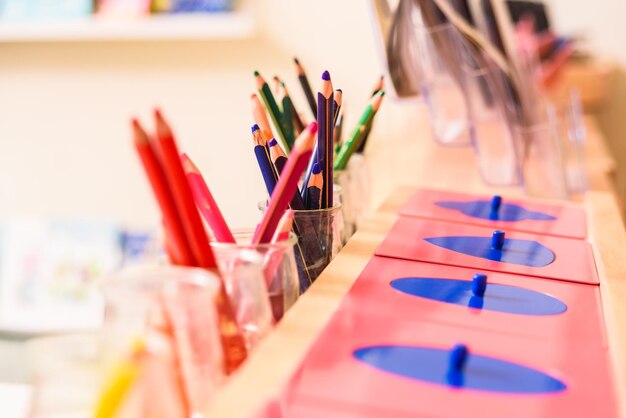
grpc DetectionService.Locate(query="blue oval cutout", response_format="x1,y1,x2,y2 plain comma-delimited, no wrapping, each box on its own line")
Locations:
435,200,557,222
354,345,567,394
390,277,567,316
424,236,555,267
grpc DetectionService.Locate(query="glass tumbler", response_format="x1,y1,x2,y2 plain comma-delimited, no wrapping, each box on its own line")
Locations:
211,232,298,323
100,266,226,414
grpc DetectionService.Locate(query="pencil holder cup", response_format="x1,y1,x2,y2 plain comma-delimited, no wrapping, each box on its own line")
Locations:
100,266,226,413
333,179,354,244
211,232,299,323
347,153,373,227
258,202,344,293
206,243,273,350
413,22,472,146
27,333,104,417
520,93,587,199
463,62,524,186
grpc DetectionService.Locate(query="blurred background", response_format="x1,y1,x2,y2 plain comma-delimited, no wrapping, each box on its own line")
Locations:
0,0,624,412
0,0,622,230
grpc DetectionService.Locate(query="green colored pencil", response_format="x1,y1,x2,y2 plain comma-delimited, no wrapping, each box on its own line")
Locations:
334,91,385,171
255,71,293,151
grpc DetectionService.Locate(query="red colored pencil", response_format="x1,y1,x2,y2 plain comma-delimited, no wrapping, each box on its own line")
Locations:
154,110,247,374
132,119,194,266
181,153,236,244
253,122,318,244
154,110,217,269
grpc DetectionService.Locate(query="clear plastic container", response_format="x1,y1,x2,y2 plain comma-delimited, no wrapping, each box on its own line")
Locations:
414,22,472,146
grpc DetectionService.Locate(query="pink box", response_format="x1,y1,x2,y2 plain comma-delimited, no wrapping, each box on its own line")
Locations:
286,309,618,418
376,217,598,285
343,256,605,341
399,189,586,239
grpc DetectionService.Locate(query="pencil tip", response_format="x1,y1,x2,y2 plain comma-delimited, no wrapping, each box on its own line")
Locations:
268,138,278,147
293,57,300,64
250,93,257,99
253,70,260,77
308,121,318,134
251,124,260,133
321,70,331,81
273,75,280,81
336,89,342,93
312,163,322,174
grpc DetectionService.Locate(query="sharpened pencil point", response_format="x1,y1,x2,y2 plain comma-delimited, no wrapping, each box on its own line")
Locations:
312,163,322,174
321,71,331,81
268,138,278,147
253,70,260,76
308,121,318,134
251,124,260,133
293,57,300,65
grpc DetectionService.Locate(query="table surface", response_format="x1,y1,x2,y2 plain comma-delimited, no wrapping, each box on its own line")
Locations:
205,103,626,417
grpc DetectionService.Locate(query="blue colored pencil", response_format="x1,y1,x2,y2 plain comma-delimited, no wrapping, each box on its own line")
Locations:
251,124,278,196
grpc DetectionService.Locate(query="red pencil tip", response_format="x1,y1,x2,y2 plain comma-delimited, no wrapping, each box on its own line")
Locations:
251,93,257,99
308,121,318,134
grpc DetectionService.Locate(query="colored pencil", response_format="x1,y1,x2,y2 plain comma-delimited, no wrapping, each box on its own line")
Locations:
255,70,293,151
132,119,194,266
333,89,343,127
317,70,334,209
251,93,274,143
334,111,345,155
335,91,385,170
252,122,317,244
267,137,306,210
276,81,296,148
251,124,279,196
294,57,317,117
153,110,247,374
181,153,236,244
271,209,294,243
357,75,384,153
268,138,288,175
272,75,281,95
282,80,305,135
154,110,217,269
305,163,323,210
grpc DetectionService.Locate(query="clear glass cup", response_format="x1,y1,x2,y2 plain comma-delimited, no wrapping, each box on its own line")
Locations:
258,202,344,293
211,232,298,323
413,22,472,146
346,153,373,228
100,266,226,414
27,333,104,417
334,174,355,244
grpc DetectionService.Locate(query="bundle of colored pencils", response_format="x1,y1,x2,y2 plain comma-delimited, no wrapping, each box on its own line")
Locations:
131,110,247,374
249,58,386,291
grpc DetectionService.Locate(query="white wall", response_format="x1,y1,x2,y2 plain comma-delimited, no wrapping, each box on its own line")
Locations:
0,0,397,231
0,0,623,231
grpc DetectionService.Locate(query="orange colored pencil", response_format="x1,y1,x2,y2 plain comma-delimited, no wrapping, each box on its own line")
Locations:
132,119,194,266
253,122,318,244
251,94,274,143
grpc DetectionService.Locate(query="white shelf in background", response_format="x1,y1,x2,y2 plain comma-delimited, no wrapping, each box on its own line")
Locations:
0,13,255,42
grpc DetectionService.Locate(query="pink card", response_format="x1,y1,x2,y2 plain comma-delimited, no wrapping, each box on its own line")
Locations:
376,217,598,285
343,257,605,342
399,189,586,239
286,310,618,418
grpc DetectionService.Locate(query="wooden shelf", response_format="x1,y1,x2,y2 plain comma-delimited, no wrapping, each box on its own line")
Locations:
0,13,255,42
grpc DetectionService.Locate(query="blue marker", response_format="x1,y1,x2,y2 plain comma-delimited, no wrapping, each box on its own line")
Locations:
491,230,505,250
472,273,487,297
